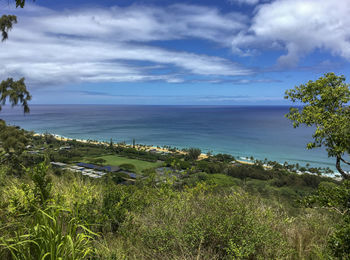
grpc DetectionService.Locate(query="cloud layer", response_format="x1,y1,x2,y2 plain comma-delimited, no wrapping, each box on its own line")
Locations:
1,0,349,91
0,4,250,87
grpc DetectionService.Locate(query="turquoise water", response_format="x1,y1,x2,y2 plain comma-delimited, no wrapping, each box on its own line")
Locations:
0,105,345,171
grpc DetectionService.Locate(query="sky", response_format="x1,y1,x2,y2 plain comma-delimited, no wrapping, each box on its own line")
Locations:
0,0,350,105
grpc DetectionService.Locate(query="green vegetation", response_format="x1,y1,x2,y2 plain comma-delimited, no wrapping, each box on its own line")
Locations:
187,147,202,160
0,126,346,259
0,160,341,259
0,161,97,259
285,72,350,258
0,120,32,176
285,72,350,179
95,155,162,173
302,180,350,258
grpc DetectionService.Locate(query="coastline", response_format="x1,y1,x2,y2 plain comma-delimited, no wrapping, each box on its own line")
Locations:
32,131,344,179
2,104,342,171
33,132,209,160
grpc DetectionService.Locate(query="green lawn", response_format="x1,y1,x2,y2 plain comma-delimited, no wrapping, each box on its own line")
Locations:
96,155,163,173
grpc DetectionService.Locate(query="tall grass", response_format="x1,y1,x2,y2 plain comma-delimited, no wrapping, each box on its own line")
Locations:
0,206,97,259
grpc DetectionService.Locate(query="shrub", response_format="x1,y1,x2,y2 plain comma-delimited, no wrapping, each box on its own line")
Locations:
102,185,134,232
120,185,290,259
303,180,350,258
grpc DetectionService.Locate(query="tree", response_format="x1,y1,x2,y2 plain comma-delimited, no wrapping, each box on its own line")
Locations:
1,1,32,114
109,138,114,149
0,0,27,41
188,147,201,160
285,73,350,179
0,77,31,113
0,14,17,41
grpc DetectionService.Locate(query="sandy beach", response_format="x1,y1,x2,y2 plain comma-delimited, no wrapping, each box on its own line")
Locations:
34,132,209,160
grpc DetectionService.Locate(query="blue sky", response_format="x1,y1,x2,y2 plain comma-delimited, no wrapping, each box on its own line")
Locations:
1,0,349,105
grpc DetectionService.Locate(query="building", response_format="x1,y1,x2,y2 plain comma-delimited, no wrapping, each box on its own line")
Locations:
59,146,71,150
50,162,67,168
76,163,120,173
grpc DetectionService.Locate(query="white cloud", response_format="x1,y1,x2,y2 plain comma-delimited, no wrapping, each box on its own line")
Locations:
0,4,252,87
232,0,350,66
25,4,247,44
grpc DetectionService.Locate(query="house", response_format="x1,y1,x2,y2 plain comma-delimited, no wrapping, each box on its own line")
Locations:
71,165,84,171
76,162,120,173
77,162,100,170
95,171,107,176
59,146,71,150
50,162,67,168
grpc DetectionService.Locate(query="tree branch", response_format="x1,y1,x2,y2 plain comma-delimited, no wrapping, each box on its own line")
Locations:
336,155,350,180
340,156,350,165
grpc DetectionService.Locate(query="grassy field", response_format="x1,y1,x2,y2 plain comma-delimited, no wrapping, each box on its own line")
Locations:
96,155,163,173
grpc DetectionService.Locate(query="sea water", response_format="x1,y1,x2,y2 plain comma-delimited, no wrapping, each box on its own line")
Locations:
0,105,346,171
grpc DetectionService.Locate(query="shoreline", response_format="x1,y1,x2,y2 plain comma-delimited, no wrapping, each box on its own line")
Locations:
34,132,341,179
33,132,209,160
2,105,342,172
32,131,343,176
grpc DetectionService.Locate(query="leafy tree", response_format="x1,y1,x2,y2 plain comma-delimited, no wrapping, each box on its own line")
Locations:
0,0,26,42
0,0,27,41
0,14,17,41
1,0,32,114
0,77,31,113
187,147,201,160
285,73,350,179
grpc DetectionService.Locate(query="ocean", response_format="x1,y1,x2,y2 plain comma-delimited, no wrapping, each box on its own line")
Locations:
0,105,345,171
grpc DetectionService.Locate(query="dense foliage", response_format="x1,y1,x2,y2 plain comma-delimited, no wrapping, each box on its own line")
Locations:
285,72,350,179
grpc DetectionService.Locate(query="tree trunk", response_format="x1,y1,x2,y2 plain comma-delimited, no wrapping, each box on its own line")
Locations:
336,155,350,180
